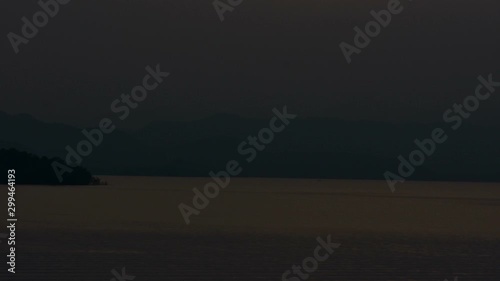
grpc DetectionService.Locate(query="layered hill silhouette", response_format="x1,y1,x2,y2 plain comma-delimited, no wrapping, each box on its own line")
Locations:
1,111,499,182
0,148,97,185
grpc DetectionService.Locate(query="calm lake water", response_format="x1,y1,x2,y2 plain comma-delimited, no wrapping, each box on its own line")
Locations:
2,177,499,280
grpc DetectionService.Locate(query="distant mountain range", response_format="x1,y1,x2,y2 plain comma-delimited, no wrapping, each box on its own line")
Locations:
1,111,499,182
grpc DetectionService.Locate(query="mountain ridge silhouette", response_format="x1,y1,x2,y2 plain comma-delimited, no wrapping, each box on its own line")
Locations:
2,111,499,182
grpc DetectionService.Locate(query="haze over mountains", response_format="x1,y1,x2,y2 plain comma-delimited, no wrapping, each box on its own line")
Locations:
3,111,499,182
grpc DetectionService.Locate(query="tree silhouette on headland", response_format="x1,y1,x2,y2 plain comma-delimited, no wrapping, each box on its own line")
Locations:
0,148,102,185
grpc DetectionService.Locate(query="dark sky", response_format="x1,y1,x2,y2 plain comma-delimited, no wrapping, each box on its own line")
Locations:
1,0,499,128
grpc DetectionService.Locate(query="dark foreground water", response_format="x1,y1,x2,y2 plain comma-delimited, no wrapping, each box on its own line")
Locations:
1,177,499,280
3,229,499,281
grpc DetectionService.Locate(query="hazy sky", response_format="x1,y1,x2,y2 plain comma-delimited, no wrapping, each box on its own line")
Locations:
1,0,499,128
